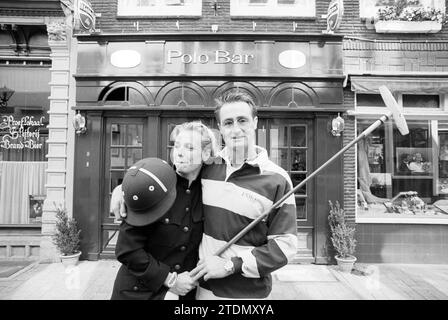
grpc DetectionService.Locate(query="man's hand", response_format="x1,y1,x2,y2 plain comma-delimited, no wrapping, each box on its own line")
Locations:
110,184,127,223
169,271,198,296
189,256,232,281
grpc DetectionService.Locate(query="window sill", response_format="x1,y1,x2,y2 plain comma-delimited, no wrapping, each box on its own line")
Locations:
356,216,448,225
230,15,317,21
374,21,442,34
0,224,42,229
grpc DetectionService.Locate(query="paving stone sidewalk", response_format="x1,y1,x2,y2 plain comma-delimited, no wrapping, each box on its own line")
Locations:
1,260,447,300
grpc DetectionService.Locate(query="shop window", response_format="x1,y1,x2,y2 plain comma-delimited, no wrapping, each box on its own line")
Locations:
0,111,48,225
230,0,315,18
117,0,202,17
403,94,440,109
359,0,445,19
356,119,448,222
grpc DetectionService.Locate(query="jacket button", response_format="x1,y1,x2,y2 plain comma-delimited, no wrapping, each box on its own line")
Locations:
174,264,181,271
180,246,186,251
133,286,139,291
185,207,190,212
164,218,170,224
183,226,189,232
186,189,191,194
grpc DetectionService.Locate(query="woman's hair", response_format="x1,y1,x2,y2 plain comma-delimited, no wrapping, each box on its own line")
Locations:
170,121,220,161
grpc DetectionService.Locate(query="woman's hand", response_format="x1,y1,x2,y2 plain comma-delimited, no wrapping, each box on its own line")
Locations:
169,271,198,296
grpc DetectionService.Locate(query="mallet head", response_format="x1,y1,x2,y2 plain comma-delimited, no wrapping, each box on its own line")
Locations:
378,85,409,135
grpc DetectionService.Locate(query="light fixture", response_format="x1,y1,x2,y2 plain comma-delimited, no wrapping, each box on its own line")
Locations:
73,110,87,135
0,85,15,107
331,113,344,136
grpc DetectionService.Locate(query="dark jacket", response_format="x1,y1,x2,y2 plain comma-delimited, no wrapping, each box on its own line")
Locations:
111,172,203,300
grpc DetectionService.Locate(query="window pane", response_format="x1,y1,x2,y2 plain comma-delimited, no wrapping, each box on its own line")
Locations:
291,173,306,194
160,86,204,107
128,88,147,105
295,197,306,219
291,149,306,171
270,148,288,170
110,171,124,193
270,125,288,147
127,148,143,166
111,124,123,146
291,126,306,147
403,94,439,109
126,124,143,146
271,88,314,107
356,94,386,108
111,148,126,168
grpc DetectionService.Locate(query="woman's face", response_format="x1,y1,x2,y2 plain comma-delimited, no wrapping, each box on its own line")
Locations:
172,129,204,175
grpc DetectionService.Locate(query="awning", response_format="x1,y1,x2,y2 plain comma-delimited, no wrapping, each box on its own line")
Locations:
350,75,448,94
0,66,50,109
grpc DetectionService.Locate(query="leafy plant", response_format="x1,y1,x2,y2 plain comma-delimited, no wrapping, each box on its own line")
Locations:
328,201,356,259
377,0,447,24
52,204,81,256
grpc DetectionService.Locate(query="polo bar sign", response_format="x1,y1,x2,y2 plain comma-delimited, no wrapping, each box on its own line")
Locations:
0,115,45,150
78,40,343,77
167,50,255,65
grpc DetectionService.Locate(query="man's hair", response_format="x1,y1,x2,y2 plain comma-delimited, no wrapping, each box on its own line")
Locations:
170,121,219,158
214,90,258,123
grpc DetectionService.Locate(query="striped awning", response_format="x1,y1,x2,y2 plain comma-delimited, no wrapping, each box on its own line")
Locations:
351,75,448,94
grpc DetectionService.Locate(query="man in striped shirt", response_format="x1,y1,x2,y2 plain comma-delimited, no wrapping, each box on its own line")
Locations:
190,91,298,299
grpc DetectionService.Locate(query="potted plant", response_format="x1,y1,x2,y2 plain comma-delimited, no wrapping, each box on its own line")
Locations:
375,0,447,33
52,204,82,267
328,200,357,273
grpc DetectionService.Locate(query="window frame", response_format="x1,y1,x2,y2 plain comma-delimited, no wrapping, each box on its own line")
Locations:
116,0,202,18
354,91,448,225
230,0,316,18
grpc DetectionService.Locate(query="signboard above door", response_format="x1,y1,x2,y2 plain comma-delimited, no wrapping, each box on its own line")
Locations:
76,40,343,78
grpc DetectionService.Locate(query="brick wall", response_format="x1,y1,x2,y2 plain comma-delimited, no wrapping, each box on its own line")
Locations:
342,89,356,223
90,1,448,38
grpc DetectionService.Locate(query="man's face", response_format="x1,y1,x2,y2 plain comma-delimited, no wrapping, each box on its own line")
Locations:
218,101,258,155
172,130,203,175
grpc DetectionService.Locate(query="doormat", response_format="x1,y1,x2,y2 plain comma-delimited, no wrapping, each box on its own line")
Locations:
273,265,338,282
0,261,34,279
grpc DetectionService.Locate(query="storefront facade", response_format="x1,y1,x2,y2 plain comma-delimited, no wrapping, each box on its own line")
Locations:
344,40,448,263
73,34,347,263
0,0,74,261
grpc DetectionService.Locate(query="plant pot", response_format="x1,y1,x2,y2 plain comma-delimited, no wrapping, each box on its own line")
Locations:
335,255,357,273
374,21,442,34
60,251,81,268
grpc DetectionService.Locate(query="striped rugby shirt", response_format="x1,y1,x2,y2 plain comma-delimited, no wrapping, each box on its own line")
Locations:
198,146,298,299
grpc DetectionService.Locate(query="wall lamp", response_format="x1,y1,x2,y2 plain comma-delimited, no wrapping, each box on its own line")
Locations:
73,110,87,135
331,113,345,136
0,85,15,107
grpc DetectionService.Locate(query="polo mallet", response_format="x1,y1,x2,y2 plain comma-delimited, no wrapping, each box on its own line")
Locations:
192,85,408,282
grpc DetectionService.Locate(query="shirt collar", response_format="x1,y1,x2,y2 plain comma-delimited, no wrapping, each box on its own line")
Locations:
218,145,270,173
